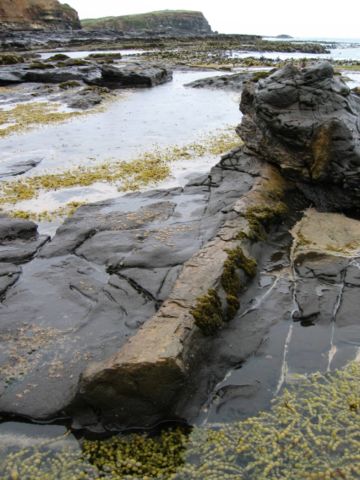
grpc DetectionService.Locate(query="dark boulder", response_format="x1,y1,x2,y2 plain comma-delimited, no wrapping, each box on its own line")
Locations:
238,62,360,210
98,63,173,88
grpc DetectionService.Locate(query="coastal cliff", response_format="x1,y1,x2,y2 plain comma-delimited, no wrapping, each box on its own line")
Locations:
0,0,80,30
81,10,212,35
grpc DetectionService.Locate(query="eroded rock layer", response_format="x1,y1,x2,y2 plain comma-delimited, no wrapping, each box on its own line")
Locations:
0,0,80,30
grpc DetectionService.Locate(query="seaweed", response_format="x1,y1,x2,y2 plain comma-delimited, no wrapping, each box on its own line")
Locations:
190,289,224,336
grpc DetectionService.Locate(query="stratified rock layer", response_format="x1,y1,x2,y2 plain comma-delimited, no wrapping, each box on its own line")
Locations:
0,0,80,30
238,62,360,211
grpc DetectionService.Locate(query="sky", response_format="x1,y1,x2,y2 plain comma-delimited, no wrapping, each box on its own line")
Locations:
66,0,360,39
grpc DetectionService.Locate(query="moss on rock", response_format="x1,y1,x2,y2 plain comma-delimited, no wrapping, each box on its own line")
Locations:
28,62,55,70
241,202,288,241
0,53,24,65
190,289,224,336
59,80,82,90
221,246,257,320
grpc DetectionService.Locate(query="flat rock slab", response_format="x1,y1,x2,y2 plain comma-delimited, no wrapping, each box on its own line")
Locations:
0,61,173,89
0,158,42,179
185,72,256,91
0,152,256,421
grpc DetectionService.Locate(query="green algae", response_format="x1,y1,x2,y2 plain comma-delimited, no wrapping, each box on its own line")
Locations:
191,247,257,332
10,201,85,222
0,128,240,210
241,202,289,241
1,362,360,479
0,102,82,138
176,361,360,480
59,80,82,90
221,246,257,320
83,428,187,479
0,53,24,65
0,155,170,205
190,289,224,336
45,54,70,62
28,62,55,70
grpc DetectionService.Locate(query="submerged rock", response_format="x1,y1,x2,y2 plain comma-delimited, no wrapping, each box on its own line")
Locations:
0,158,42,179
238,62,360,211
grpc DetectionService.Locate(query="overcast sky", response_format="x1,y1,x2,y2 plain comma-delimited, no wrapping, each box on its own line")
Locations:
66,0,359,39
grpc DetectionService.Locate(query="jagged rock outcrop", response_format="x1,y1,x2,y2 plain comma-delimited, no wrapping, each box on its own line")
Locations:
238,62,360,211
81,10,212,36
0,0,81,30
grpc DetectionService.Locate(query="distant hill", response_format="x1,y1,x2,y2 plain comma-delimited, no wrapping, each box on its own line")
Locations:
82,10,212,35
0,0,80,30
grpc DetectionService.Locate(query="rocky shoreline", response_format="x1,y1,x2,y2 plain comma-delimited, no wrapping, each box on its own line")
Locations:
0,61,359,439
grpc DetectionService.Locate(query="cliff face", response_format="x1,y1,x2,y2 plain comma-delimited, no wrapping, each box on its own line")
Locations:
82,10,212,35
0,0,81,30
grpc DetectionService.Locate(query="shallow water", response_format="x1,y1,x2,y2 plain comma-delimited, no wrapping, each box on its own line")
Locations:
39,42,360,62
40,49,149,59
231,45,360,61
0,71,239,173
0,71,240,226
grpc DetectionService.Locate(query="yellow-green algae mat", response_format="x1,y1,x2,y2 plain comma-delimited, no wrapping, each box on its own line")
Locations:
0,102,83,138
0,128,240,222
1,362,359,479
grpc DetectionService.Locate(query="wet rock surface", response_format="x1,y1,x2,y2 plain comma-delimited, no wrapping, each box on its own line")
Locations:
0,58,172,89
179,209,360,424
185,71,263,91
0,62,360,434
91,62,173,88
0,158,42,179
238,62,360,210
0,152,256,422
